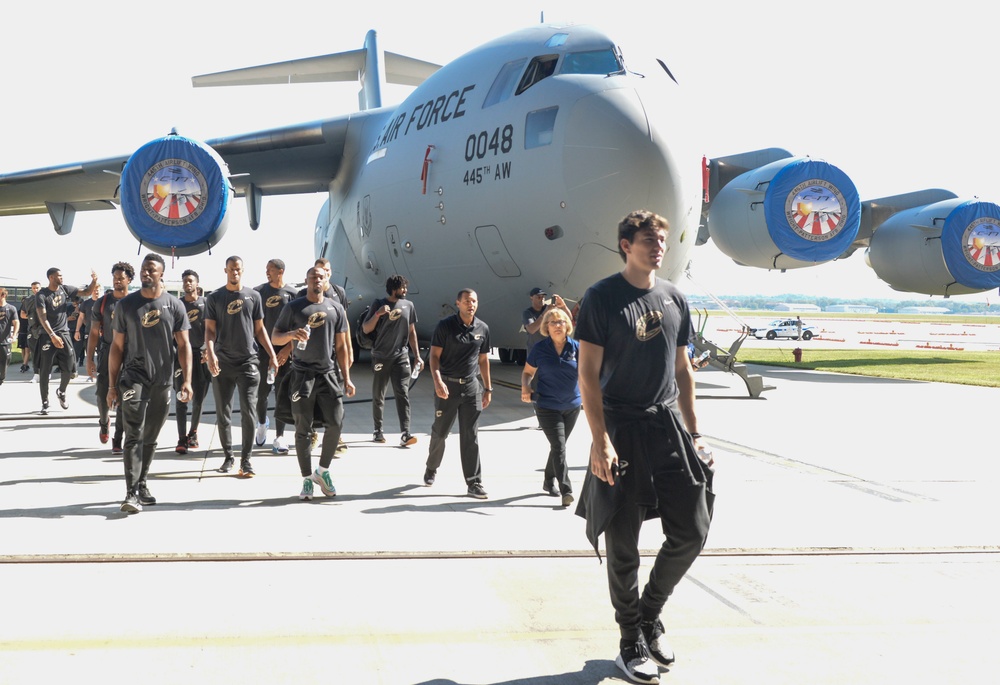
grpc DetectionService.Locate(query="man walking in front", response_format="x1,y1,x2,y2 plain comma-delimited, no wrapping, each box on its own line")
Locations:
205,256,278,477
423,289,492,499
272,266,355,500
107,253,192,514
361,274,422,447
575,210,714,684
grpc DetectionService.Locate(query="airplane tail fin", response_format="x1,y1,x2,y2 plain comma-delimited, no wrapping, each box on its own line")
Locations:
192,30,441,111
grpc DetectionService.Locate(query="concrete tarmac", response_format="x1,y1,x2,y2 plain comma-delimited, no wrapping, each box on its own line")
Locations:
1,356,998,684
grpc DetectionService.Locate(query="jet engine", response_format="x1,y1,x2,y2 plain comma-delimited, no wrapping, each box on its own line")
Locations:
706,156,861,270
865,198,1000,296
120,132,233,256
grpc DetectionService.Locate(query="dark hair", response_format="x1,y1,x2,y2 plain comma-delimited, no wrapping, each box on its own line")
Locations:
456,288,476,301
30,281,40,287
143,253,166,271
617,210,669,262
385,274,408,294
267,258,286,271
112,261,135,281
226,255,243,266
181,269,199,282
46,267,60,278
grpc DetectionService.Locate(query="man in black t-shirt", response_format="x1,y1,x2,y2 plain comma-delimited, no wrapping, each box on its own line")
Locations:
35,266,99,414
87,262,134,450
107,253,192,514
17,282,40,374
0,288,19,387
575,210,714,685
253,258,298,453
205,256,278,477
361,274,422,447
273,266,355,500
423,289,492,499
174,269,211,454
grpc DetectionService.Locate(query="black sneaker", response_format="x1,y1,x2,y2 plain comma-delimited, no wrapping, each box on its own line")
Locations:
136,483,157,506
175,438,188,455
111,442,123,455
615,639,659,684
56,390,68,410
640,618,675,667
40,401,49,416
467,482,488,499
423,468,436,486
186,431,199,449
543,480,558,497
239,459,255,478
400,432,417,447
120,493,142,514
219,456,235,473
373,430,386,443
20,364,28,373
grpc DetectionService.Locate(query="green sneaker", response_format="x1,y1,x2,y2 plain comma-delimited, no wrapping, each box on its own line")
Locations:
310,468,337,497
299,477,314,500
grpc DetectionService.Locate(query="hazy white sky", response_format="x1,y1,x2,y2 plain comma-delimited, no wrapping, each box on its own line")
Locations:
1,0,996,304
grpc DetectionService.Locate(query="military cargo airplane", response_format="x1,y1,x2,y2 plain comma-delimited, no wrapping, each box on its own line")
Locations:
1,23,998,360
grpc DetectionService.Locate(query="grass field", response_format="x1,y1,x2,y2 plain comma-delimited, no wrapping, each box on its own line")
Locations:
737,348,1000,388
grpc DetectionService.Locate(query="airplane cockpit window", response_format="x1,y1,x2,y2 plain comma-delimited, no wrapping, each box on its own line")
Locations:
545,33,569,48
515,55,559,95
525,107,558,150
483,58,527,109
560,49,621,75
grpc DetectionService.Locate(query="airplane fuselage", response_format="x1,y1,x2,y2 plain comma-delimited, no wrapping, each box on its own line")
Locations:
317,26,701,348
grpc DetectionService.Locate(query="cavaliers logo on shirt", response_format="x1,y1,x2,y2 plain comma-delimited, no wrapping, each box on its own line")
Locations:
52,293,64,308
187,308,200,323
227,298,244,315
266,295,285,308
388,308,403,322
141,310,162,328
307,311,327,329
635,311,664,342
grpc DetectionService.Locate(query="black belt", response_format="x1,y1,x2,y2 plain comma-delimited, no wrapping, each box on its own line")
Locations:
441,375,477,384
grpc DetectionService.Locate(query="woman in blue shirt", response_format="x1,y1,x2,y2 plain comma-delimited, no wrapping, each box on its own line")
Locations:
521,308,581,507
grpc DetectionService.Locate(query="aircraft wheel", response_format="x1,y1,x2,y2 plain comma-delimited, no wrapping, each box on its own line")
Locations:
766,330,777,340
498,348,512,364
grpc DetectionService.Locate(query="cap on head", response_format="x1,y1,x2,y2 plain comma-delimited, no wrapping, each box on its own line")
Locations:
529,287,546,297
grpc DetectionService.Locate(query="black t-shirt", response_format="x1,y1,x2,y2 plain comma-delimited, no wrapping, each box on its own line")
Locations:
254,283,298,336
431,314,490,379
0,304,16,345
112,290,190,386
182,295,207,349
92,292,125,346
205,286,264,365
364,297,417,361
36,285,80,334
274,296,347,375
574,273,692,409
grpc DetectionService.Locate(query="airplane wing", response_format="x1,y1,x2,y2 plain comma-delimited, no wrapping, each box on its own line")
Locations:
0,114,356,241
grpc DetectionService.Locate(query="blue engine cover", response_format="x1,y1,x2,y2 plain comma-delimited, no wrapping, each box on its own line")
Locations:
942,201,1000,290
763,159,861,263
120,134,232,256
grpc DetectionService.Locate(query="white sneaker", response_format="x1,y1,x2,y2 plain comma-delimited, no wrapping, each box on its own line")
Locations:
272,436,289,454
616,641,660,684
255,418,269,446
299,477,314,500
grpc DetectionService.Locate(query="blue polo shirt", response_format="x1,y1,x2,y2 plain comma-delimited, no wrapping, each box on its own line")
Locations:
526,336,581,411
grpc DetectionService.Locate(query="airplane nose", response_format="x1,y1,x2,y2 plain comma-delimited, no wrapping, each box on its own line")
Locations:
560,86,685,241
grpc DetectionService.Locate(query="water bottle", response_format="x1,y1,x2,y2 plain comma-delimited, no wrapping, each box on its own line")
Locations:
410,359,423,380
266,366,276,385
297,327,310,350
